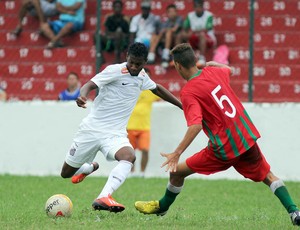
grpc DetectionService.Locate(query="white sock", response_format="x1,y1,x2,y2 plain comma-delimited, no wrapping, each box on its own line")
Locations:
98,160,133,198
167,182,183,194
270,179,285,193
74,163,94,175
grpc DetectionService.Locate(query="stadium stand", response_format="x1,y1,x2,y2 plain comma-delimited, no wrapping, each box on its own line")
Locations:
0,0,300,101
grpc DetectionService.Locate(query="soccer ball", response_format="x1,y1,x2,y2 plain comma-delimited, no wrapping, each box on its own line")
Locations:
45,194,73,218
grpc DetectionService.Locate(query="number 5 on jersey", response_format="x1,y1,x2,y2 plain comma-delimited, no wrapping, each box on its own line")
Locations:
211,85,236,118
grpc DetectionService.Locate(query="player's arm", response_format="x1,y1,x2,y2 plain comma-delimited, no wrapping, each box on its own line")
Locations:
206,61,233,75
161,124,202,172
76,81,98,108
151,84,182,110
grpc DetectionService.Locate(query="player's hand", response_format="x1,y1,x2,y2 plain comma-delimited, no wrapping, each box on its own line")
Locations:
76,96,87,108
160,152,180,173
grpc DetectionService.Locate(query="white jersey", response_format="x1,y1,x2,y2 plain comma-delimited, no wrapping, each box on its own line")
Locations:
77,62,157,139
129,13,160,41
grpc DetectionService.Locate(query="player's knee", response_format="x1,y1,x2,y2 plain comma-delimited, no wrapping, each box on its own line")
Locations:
125,154,136,164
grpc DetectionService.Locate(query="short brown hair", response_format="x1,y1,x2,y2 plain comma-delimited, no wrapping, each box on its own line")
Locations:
170,43,196,68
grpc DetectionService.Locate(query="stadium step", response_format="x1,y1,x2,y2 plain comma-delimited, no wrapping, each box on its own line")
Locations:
214,15,300,32
0,47,95,63
0,63,94,80
0,31,94,47
216,32,300,48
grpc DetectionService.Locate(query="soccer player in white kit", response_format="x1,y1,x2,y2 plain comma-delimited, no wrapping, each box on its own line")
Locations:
60,42,182,213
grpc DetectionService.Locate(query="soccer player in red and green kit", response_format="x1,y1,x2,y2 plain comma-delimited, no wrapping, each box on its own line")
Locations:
134,43,300,226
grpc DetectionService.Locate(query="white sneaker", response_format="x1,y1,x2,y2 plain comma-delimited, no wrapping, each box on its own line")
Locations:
161,61,169,68
147,52,155,64
290,210,300,226
162,48,170,61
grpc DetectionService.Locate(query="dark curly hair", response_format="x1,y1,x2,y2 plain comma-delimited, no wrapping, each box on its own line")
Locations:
127,42,148,61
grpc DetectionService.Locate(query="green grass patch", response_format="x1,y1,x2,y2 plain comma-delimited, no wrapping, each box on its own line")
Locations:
0,175,299,229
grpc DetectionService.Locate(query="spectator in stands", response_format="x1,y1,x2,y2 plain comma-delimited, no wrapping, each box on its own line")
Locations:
0,87,7,102
11,0,58,36
158,4,183,68
58,72,80,101
179,0,216,66
127,68,160,177
103,0,130,63
129,1,161,64
41,0,85,49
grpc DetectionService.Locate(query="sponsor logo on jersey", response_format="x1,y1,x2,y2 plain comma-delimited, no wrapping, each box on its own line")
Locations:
121,67,129,74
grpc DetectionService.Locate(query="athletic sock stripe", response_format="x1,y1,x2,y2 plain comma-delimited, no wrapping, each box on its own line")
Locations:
225,128,240,157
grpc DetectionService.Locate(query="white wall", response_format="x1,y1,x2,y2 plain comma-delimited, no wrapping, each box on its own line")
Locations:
0,102,299,181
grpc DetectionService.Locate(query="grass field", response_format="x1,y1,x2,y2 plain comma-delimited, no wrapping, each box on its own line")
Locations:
0,175,299,230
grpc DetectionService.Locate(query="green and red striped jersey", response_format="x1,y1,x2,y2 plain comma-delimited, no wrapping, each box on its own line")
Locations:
180,66,260,160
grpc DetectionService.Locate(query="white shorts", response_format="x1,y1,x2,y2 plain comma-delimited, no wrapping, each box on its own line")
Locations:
65,132,133,168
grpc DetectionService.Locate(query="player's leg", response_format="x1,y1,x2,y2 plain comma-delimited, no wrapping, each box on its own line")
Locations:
234,143,300,226
161,29,172,68
139,130,150,176
263,171,300,225
148,33,162,64
12,0,32,35
127,130,138,173
29,0,45,25
135,161,194,215
93,138,135,212
135,147,229,215
157,161,194,213
46,22,74,48
141,150,149,173
40,21,56,41
61,139,99,183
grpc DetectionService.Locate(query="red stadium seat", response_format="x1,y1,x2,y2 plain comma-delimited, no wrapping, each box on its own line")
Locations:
1,0,300,102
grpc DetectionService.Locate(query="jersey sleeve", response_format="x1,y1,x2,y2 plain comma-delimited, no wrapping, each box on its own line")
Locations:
181,92,203,126
129,15,139,33
206,15,214,31
207,66,231,84
141,74,157,90
91,65,118,88
219,67,231,84
183,16,191,30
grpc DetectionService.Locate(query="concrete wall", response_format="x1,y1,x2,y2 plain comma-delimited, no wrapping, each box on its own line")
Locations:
0,102,299,181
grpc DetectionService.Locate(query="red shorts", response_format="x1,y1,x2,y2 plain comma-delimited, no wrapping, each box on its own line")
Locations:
189,32,216,49
186,143,270,182
127,130,150,151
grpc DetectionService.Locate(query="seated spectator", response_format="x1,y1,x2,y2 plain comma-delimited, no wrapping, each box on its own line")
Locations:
58,72,80,101
103,0,130,63
0,87,7,102
11,0,58,36
41,0,85,49
129,1,160,64
157,4,183,68
179,0,216,66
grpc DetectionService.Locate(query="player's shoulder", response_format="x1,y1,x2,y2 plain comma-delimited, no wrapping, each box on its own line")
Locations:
187,11,195,18
204,10,213,17
138,68,150,78
131,13,142,21
104,62,127,73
